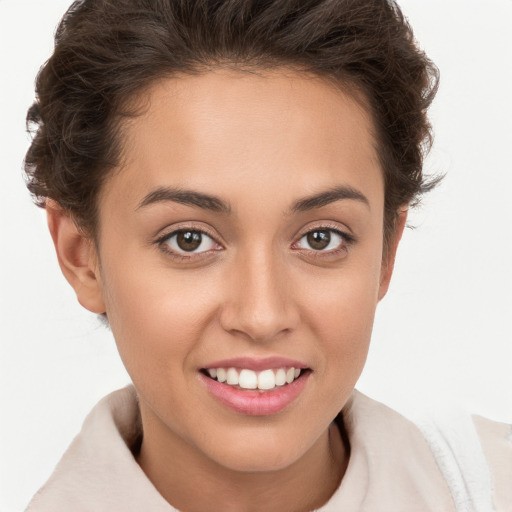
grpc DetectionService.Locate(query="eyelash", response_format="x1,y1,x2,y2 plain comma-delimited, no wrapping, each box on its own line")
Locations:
155,225,356,261
293,225,356,258
155,225,222,261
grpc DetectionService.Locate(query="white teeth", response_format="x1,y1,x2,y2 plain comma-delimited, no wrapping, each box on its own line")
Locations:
258,369,276,390
226,368,239,385
216,368,227,383
275,368,286,386
205,366,305,390
239,369,258,389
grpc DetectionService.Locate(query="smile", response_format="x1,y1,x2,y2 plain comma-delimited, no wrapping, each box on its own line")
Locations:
199,359,311,416
204,367,302,391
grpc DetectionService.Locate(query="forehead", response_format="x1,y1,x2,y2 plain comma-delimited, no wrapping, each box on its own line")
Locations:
100,69,383,215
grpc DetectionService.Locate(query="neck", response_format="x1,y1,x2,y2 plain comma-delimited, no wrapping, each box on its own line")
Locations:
136,405,348,512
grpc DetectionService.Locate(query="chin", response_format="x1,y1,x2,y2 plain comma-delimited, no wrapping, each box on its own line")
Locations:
213,449,301,473
202,427,319,473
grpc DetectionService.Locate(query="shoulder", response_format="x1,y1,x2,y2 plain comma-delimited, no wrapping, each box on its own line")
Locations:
410,404,511,512
25,385,174,512
335,391,456,511
342,391,511,512
473,415,512,512
394,395,512,512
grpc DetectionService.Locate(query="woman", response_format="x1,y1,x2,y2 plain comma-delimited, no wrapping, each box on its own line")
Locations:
16,0,512,510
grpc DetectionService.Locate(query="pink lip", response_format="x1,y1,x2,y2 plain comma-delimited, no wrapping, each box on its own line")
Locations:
199,370,310,416
202,356,308,372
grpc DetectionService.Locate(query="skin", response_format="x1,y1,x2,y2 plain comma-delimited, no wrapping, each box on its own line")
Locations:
48,69,406,512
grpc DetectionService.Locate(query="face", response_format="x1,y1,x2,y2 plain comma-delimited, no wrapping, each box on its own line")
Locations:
87,69,394,472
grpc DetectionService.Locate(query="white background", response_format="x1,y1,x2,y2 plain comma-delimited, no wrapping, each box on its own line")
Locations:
1,1,511,510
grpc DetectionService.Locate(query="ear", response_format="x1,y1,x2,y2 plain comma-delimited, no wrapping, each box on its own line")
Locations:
46,201,106,314
378,209,408,301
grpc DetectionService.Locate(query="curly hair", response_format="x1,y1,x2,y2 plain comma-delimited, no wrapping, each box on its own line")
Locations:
25,0,439,250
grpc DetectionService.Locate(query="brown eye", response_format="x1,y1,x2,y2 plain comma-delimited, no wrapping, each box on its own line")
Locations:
163,229,218,255
177,231,202,251
307,230,331,250
295,228,348,252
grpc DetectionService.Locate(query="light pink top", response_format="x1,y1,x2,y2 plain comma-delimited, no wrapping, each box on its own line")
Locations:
25,386,512,512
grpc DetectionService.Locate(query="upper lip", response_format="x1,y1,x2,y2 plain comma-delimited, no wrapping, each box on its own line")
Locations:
202,357,309,372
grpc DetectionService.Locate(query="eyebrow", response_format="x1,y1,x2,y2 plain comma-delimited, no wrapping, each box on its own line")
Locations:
291,186,370,212
136,184,369,214
137,187,231,213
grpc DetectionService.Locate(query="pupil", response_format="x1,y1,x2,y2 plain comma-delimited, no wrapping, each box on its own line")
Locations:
177,231,202,251
307,230,330,250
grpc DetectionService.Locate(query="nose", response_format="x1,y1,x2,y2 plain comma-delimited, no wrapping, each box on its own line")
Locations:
219,250,300,342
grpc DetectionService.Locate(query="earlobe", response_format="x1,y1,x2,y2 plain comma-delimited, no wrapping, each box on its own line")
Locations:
46,202,106,314
378,209,408,301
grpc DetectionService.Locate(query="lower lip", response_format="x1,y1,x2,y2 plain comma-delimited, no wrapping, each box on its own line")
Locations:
199,372,310,416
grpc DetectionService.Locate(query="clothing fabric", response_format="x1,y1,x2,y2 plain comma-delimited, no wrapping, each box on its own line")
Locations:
25,385,512,512
413,409,494,512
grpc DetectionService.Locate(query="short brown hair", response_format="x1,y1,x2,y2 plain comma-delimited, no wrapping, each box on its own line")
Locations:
25,0,439,249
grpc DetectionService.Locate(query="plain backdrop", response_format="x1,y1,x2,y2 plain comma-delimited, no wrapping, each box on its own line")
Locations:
1,0,511,510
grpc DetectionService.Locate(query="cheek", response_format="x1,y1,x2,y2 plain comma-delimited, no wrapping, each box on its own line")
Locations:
311,287,375,365
298,256,382,391
302,253,381,338
99,255,219,386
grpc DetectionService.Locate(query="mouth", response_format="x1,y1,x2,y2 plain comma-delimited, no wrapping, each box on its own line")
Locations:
200,366,308,391
199,362,311,416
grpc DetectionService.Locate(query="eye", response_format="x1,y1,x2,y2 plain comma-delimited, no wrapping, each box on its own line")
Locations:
161,229,219,255
295,228,349,252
